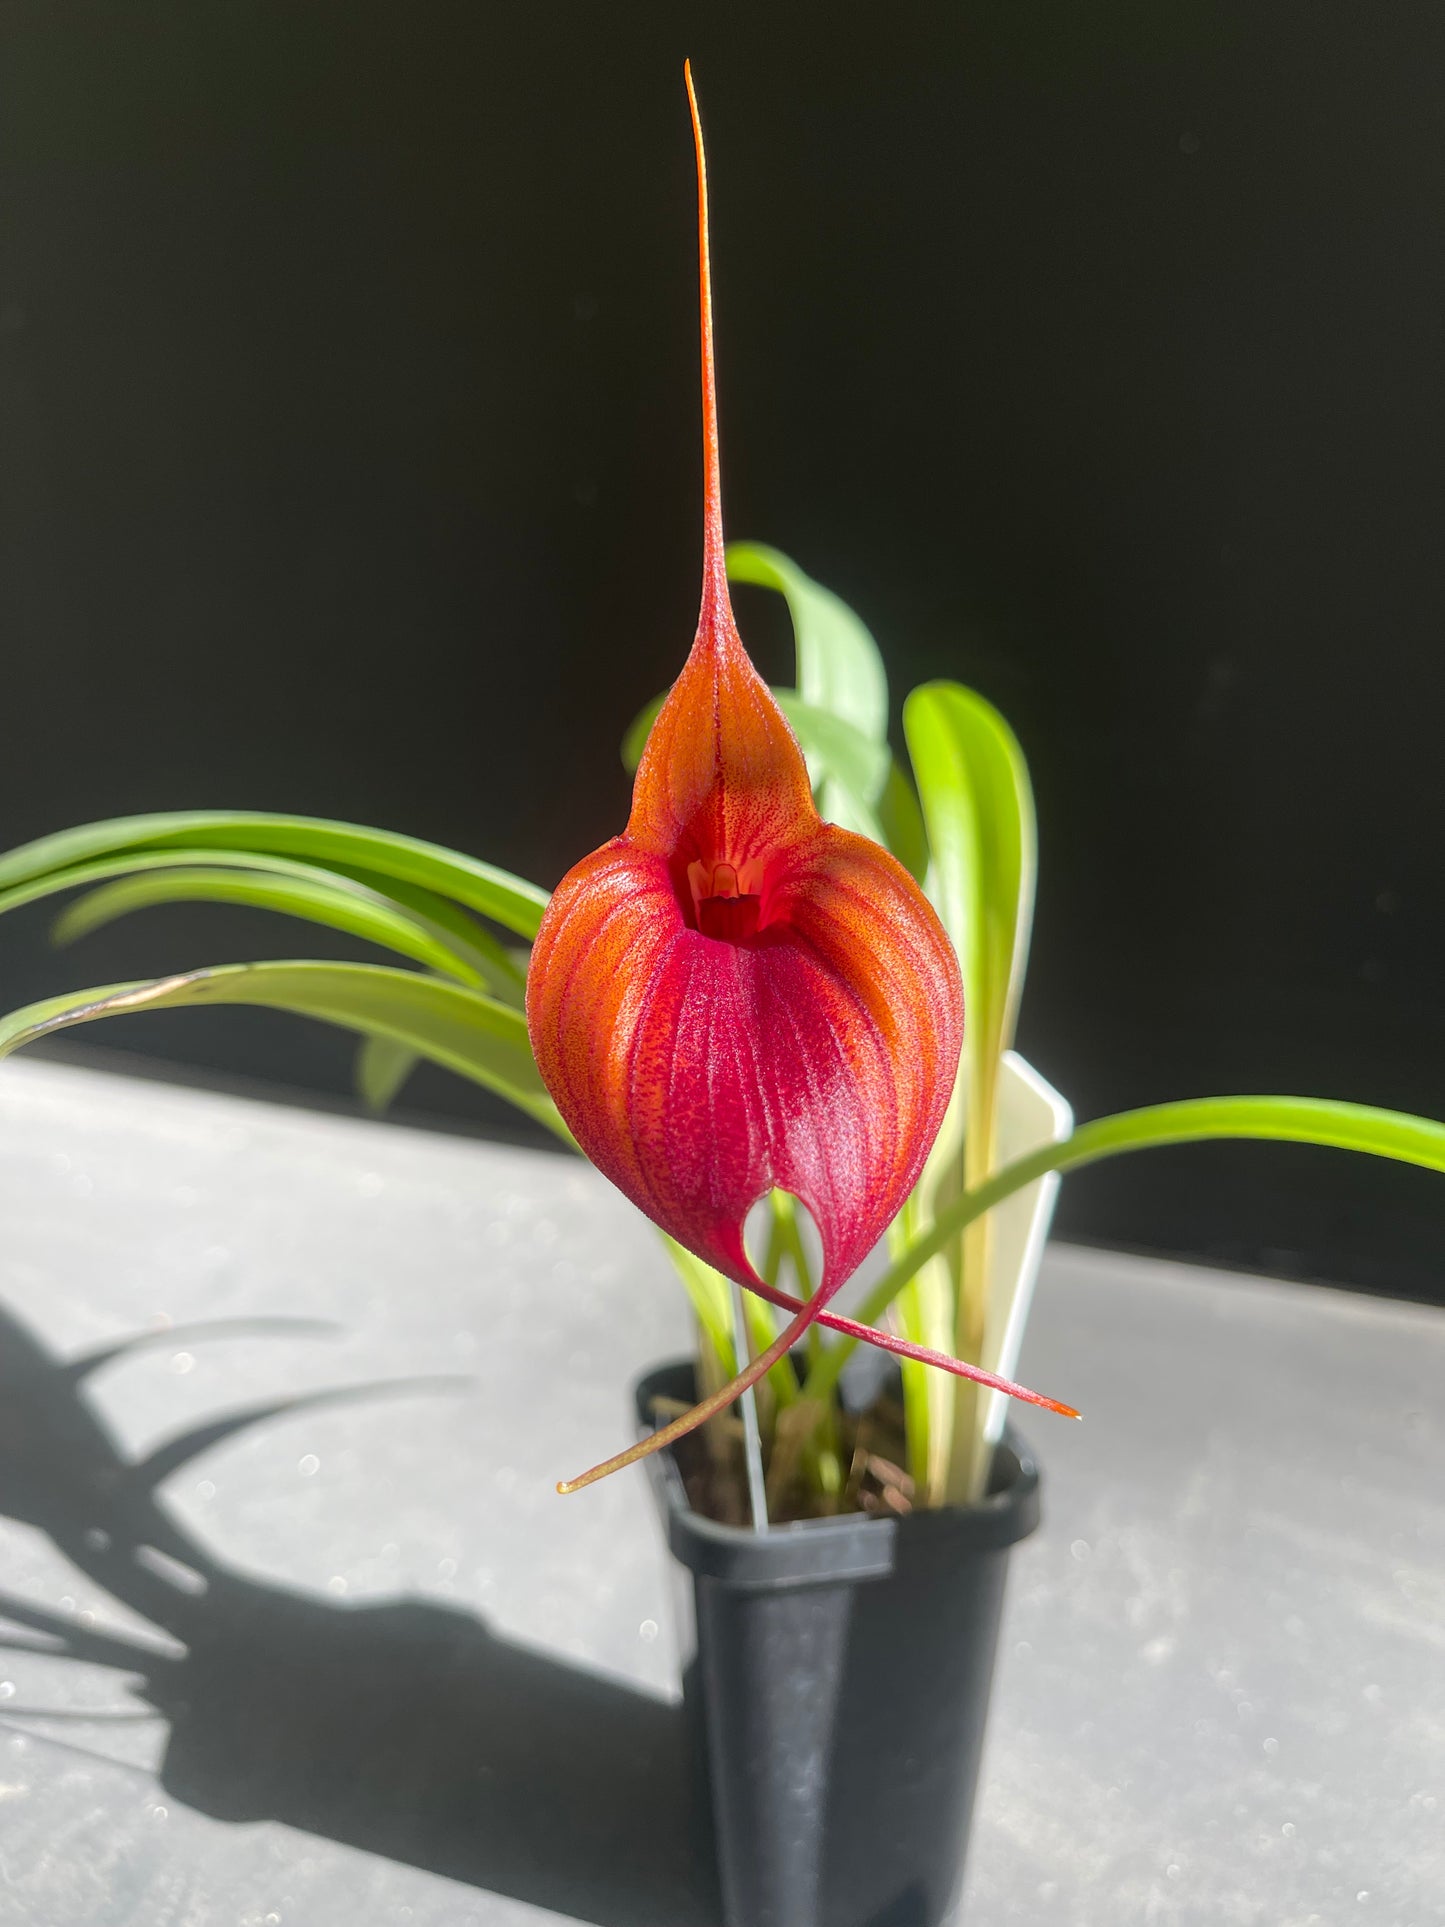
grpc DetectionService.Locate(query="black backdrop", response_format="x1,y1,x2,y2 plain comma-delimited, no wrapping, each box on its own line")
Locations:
2,4,1442,1301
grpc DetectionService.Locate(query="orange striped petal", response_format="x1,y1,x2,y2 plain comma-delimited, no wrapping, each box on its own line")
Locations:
528,819,960,1293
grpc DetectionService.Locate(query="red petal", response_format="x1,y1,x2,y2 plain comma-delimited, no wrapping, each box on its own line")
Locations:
528,824,961,1295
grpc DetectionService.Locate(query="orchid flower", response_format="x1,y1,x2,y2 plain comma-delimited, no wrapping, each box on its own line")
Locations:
527,68,1075,1493
0,72,1439,1516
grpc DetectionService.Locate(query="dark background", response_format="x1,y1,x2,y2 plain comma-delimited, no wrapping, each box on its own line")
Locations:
1,4,1441,1301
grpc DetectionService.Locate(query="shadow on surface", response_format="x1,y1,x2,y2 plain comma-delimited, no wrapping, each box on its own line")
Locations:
0,1299,719,1927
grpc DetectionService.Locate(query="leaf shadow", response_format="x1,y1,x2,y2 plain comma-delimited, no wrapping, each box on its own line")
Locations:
0,1299,719,1927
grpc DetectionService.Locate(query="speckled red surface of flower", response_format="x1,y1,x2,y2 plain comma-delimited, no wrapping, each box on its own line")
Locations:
528,71,1073,1492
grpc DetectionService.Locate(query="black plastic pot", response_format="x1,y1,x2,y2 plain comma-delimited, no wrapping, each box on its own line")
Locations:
636,1360,1040,1927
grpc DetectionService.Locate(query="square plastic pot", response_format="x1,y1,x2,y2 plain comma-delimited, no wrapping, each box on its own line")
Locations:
637,1360,1040,1927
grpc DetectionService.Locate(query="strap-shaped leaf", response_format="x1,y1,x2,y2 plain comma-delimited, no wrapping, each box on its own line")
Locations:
324,866,528,1004
903,680,1037,1483
0,812,549,940
0,962,566,1136
727,542,889,746
661,1234,736,1375
356,1034,422,1112
50,863,500,990
774,692,889,809
876,757,930,886
803,1093,1445,1410
0,846,527,1004
903,681,1036,1084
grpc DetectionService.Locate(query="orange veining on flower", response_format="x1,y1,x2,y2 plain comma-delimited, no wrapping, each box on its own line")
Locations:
528,68,1069,1494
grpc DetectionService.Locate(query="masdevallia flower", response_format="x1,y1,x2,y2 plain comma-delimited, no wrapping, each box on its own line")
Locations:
529,68,1072,1491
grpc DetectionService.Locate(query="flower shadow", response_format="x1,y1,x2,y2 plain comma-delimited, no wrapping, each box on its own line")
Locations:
0,1299,720,1927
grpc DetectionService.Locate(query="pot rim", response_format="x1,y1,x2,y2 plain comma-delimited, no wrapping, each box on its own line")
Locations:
635,1358,1041,1588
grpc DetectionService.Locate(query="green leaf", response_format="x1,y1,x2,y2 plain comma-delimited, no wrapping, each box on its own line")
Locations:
0,812,550,941
0,843,527,1001
0,961,567,1137
661,1235,736,1375
772,691,890,809
803,1094,1445,1411
327,867,528,1003
621,694,666,774
727,543,888,745
356,1035,420,1112
49,863,499,989
877,757,930,885
903,680,1036,1472
903,682,1036,1086
0,846,526,997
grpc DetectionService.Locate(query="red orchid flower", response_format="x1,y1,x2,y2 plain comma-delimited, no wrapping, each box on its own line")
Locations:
528,67,1074,1492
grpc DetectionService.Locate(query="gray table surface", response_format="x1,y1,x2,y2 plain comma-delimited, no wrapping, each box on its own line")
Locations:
0,1057,1438,1927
